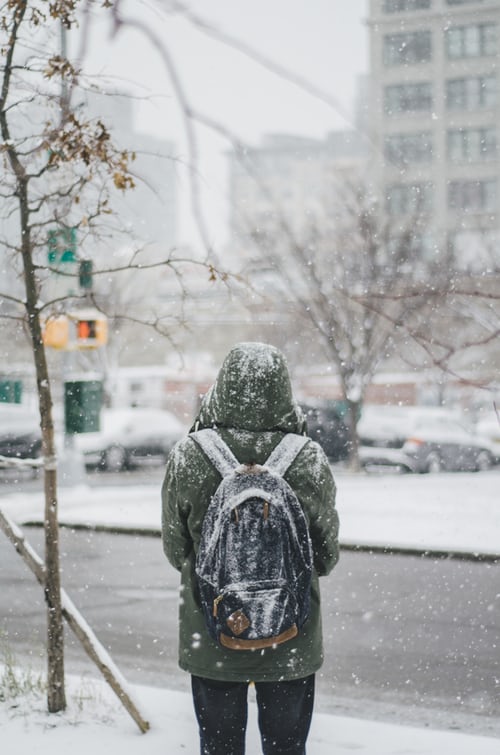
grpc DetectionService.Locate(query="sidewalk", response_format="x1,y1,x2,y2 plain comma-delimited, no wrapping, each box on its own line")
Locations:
2,675,499,755
2,470,499,558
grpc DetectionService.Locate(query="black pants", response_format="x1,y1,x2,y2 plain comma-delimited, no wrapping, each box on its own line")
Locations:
191,674,315,755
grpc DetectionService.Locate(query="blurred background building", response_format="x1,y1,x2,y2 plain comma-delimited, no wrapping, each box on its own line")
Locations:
227,130,368,259
83,90,177,251
2,3,499,418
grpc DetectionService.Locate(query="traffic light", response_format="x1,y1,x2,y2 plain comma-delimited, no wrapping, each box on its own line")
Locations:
77,318,97,340
74,313,108,348
42,310,107,349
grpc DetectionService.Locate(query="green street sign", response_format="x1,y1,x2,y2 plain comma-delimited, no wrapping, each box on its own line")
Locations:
47,227,77,265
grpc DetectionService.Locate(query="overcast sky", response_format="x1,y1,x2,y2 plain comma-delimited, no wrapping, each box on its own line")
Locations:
83,0,369,250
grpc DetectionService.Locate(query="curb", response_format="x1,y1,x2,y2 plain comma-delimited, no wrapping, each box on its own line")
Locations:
339,541,500,564
23,520,162,539
22,521,500,563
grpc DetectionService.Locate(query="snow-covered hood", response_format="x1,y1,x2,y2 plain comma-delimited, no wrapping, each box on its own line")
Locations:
194,342,305,433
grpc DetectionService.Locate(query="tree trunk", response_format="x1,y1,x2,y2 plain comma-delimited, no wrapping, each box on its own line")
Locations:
30,303,66,713
345,398,362,473
18,177,66,713
43,463,66,712
30,312,66,713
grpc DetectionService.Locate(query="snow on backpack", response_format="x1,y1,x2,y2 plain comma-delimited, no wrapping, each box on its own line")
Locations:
191,428,313,651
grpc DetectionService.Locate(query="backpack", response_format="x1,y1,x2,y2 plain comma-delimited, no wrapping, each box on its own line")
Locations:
190,428,313,651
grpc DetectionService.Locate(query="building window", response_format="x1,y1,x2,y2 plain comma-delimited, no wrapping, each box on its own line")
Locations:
387,232,436,261
384,132,433,165
446,24,497,59
449,229,499,273
447,127,497,162
446,75,496,110
448,179,497,212
386,183,433,215
384,82,432,114
383,0,430,11
383,31,432,66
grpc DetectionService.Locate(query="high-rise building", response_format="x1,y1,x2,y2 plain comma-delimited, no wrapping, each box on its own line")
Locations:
368,0,499,272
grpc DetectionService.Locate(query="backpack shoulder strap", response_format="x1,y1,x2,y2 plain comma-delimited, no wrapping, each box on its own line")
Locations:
265,433,310,477
190,428,239,478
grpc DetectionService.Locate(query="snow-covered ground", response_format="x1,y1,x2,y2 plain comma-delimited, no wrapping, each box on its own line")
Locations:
1,469,499,753
2,672,500,755
1,468,499,557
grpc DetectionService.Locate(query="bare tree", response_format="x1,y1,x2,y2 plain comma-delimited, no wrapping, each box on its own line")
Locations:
0,0,223,712
244,175,460,469
0,0,144,712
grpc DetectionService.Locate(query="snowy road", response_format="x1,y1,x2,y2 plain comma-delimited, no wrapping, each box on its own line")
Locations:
1,526,499,737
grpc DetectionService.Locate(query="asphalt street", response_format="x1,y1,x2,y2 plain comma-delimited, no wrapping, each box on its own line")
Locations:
1,523,499,737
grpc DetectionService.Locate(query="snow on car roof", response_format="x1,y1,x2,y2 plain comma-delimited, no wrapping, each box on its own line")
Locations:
0,404,40,434
99,407,185,434
357,405,469,438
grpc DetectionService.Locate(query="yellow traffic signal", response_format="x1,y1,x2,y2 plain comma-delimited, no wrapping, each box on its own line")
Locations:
42,310,108,349
42,315,70,349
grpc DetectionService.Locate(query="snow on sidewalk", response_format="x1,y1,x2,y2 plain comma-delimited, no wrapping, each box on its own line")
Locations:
2,674,499,755
336,470,500,556
1,470,499,556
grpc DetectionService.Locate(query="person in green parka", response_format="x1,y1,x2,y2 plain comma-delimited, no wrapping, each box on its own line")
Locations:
162,342,339,755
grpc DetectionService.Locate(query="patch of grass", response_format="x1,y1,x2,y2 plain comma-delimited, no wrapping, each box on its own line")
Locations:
0,639,46,702
0,636,118,727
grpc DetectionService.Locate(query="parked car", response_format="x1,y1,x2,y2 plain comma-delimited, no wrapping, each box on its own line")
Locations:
0,405,42,465
75,407,185,471
301,402,351,462
358,406,495,473
475,414,500,464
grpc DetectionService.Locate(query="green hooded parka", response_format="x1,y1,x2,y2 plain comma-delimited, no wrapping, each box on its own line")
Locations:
161,342,339,682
